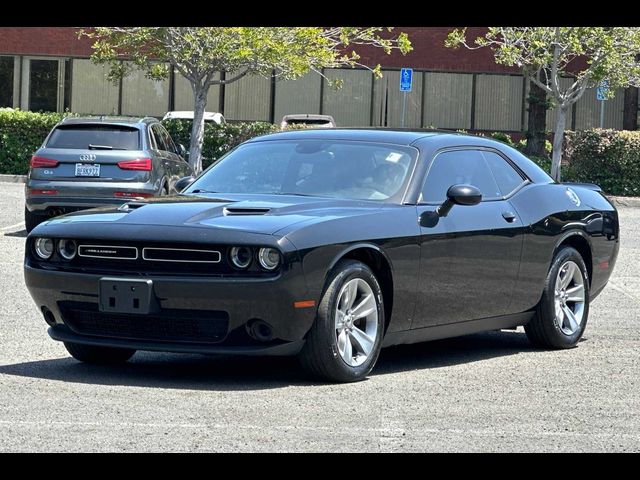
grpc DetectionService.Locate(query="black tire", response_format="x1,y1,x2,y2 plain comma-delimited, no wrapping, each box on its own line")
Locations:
64,342,136,364
298,259,385,383
525,246,590,349
24,207,44,233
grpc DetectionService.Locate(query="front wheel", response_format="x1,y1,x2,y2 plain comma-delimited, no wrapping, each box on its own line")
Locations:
525,246,590,349
298,259,384,383
64,342,136,364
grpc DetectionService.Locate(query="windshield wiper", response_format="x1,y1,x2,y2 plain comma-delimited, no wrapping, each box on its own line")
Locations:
88,144,126,150
274,192,325,198
190,189,219,194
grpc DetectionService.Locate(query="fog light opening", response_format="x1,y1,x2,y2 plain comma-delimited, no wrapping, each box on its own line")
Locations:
246,319,273,342
42,307,56,326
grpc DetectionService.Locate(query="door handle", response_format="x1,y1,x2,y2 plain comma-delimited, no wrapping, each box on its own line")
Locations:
502,211,517,223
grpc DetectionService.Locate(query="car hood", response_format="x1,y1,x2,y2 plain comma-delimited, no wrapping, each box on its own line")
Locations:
42,193,384,236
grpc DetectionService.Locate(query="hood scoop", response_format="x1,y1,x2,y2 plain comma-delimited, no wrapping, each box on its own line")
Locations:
118,202,147,212
223,207,271,216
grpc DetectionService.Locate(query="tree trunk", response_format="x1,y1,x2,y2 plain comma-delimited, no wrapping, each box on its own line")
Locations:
550,105,569,182
189,84,210,174
523,81,549,157
623,86,638,130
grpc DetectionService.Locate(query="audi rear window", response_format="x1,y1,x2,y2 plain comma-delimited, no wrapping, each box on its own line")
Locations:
46,125,140,150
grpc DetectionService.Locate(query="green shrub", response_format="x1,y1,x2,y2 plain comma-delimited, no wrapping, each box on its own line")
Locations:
565,129,640,196
0,109,69,175
0,109,283,175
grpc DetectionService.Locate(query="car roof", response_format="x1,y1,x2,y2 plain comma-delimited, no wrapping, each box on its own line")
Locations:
282,114,335,121
246,127,461,146
163,111,224,121
58,116,158,127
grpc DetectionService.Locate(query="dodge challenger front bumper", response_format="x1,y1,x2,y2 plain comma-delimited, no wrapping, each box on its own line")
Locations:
24,262,316,356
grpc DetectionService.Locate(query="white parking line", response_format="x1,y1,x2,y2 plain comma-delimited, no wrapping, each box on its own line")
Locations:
0,221,25,233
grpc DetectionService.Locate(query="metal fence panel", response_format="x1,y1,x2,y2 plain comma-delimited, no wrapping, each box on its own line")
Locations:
422,72,473,130
372,70,423,128
70,59,119,115
322,69,372,127
174,72,221,113
224,74,271,122
274,72,322,124
474,74,523,131
575,87,624,130
121,63,169,117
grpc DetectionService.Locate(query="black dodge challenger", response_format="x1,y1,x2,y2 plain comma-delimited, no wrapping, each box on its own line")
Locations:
24,129,620,382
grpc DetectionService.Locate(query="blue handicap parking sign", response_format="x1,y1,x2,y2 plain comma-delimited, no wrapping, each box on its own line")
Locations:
400,68,413,92
597,81,609,101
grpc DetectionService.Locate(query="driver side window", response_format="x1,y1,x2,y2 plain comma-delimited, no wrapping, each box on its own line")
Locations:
420,149,502,204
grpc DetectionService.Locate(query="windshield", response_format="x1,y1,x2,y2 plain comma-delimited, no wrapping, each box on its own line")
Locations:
186,140,417,201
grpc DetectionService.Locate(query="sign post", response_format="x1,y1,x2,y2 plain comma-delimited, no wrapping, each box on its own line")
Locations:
399,68,413,128
596,80,609,128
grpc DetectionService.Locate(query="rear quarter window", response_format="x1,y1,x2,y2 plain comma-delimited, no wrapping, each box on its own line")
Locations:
46,125,140,150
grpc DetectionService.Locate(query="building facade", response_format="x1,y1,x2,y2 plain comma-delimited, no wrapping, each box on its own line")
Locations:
0,27,631,132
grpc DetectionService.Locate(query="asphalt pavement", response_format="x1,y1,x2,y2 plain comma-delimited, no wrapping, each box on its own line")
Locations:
0,181,638,452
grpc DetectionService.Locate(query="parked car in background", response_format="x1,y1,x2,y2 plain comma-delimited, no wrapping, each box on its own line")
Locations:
162,111,226,124
24,129,619,382
24,116,194,232
281,114,336,129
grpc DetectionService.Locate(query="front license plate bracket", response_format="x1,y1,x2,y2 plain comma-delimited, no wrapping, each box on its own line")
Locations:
99,278,158,314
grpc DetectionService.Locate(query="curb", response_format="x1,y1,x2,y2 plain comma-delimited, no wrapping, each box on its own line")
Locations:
607,196,640,208
0,174,26,183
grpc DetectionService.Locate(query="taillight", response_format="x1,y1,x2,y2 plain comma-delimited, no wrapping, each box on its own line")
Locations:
30,156,59,168
117,158,152,171
28,189,58,196
113,192,154,199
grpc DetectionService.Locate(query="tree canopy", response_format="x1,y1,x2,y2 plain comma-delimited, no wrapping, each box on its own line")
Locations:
446,27,640,180
81,27,412,173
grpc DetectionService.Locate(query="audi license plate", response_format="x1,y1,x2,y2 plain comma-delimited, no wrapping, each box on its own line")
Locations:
75,163,100,177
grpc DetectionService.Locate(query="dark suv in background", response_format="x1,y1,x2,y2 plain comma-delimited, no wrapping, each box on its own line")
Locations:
25,116,194,232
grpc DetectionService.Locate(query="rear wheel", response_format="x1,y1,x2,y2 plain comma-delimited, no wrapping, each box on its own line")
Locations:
64,342,136,364
24,207,44,233
525,246,590,349
298,259,384,383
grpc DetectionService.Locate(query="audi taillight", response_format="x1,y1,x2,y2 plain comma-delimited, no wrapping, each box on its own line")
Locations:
117,158,152,171
30,156,59,168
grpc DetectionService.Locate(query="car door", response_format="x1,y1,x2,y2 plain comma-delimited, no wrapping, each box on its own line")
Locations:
412,147,527,329
157,124,192,189
149,124,174,192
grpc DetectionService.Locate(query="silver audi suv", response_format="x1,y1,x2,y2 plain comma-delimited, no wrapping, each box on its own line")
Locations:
24,116,194,232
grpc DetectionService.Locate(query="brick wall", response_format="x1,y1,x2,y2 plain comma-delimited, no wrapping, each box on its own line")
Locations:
0,27,93,57
0,27,519,73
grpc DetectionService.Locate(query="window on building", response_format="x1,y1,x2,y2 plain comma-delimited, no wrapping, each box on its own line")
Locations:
29,59,59,112
63,59,72,112
0,56,14,108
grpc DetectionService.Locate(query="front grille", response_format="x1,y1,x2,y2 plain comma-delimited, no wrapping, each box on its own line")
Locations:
59,301,229,344
78,245,138,260
142,247,221,263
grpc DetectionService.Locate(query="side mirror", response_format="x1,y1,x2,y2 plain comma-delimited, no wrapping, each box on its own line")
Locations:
436,184,482,217
178,144,187,158
175,176,196,192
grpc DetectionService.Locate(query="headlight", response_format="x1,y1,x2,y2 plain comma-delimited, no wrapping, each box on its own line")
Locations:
258,248,281,271
230,246,252,269
34,238,54,259
58,239,77,260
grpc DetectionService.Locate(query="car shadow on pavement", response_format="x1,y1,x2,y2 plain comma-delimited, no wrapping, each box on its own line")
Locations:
4,228,27,238
0,330,540,390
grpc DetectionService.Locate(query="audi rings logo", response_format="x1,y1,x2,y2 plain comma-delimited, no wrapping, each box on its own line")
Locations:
79,154,97,162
